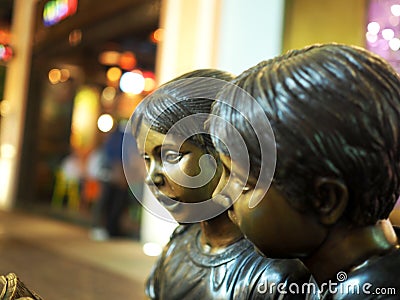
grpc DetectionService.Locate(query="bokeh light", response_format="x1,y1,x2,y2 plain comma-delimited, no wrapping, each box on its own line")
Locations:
367,0,400,72
0,44,13,62
144,77,156,92
142,71,156,92
99,51,120,66
366,32,378,43
60,69,70,82
97,114,114,132
367,21,381,34
382,28,395,40
107,67,122,82
143,242,162,257
101,86,116,104
43,0,78,27
119,52,137,70
150,28,164,43
391,4,400,16
48,69,62,84
68,29,82,46
389,37,400,50
119,71,145,94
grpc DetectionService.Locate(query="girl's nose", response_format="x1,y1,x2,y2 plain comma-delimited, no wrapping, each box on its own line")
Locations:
145,161,164,186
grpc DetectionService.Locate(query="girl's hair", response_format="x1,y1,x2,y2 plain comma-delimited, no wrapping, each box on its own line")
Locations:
132,69,234,156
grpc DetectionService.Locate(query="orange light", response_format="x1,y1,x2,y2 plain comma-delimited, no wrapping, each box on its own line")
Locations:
119,52,137,70
60,69,70,82
150,28,164,43
0,30,11,44
48,69,61,84
69,29,82,46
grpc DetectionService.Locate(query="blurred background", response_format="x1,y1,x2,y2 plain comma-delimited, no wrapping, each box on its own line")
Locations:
0,0,399,298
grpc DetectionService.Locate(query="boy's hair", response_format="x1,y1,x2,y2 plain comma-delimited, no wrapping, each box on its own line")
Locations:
132,69,234,156
210,43,400,226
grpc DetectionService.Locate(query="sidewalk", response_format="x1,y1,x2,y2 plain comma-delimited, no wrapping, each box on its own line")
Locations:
0,209,157,299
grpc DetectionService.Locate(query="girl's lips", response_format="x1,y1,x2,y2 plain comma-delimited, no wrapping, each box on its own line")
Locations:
159,196,180,211
151,190,180,211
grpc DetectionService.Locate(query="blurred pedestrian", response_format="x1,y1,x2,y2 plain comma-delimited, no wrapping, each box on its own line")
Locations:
91,120,131,239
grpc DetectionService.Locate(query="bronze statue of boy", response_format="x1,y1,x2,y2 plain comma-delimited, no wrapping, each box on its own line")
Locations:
210,43,400,299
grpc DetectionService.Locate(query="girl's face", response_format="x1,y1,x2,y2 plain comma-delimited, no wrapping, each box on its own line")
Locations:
136,122,222,206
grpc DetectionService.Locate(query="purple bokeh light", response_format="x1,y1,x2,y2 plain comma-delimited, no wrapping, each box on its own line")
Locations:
367,0,400,72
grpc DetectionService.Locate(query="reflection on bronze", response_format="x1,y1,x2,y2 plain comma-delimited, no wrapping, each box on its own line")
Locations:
210,44,400,298
0,273,43,300
146,224,310,299
133,69,311,299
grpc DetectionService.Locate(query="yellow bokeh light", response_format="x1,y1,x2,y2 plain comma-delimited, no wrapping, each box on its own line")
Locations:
144,77,156,92
70,87,100,151
107,67,122,82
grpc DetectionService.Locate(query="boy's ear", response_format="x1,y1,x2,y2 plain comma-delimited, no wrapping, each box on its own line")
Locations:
312,177,348,225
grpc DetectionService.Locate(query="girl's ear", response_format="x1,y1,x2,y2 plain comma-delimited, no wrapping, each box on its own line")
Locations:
312,177,348,225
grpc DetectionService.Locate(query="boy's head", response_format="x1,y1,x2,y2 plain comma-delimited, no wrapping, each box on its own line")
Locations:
131,69,235,223
210,44,400,256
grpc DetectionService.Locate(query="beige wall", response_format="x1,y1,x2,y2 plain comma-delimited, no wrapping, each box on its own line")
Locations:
283,0,367,52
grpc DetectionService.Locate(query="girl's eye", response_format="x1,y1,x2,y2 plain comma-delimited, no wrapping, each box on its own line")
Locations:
142,154,150,168
142,154,150,165
162,150,183,164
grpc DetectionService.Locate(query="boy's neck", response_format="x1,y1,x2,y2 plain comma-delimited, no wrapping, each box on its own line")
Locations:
199,212,243,254
303,219,398,285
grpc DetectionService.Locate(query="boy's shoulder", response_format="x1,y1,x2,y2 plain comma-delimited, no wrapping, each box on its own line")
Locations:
331,247,400,299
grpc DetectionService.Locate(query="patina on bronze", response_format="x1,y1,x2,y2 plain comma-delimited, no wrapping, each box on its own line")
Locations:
210,43,400,299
